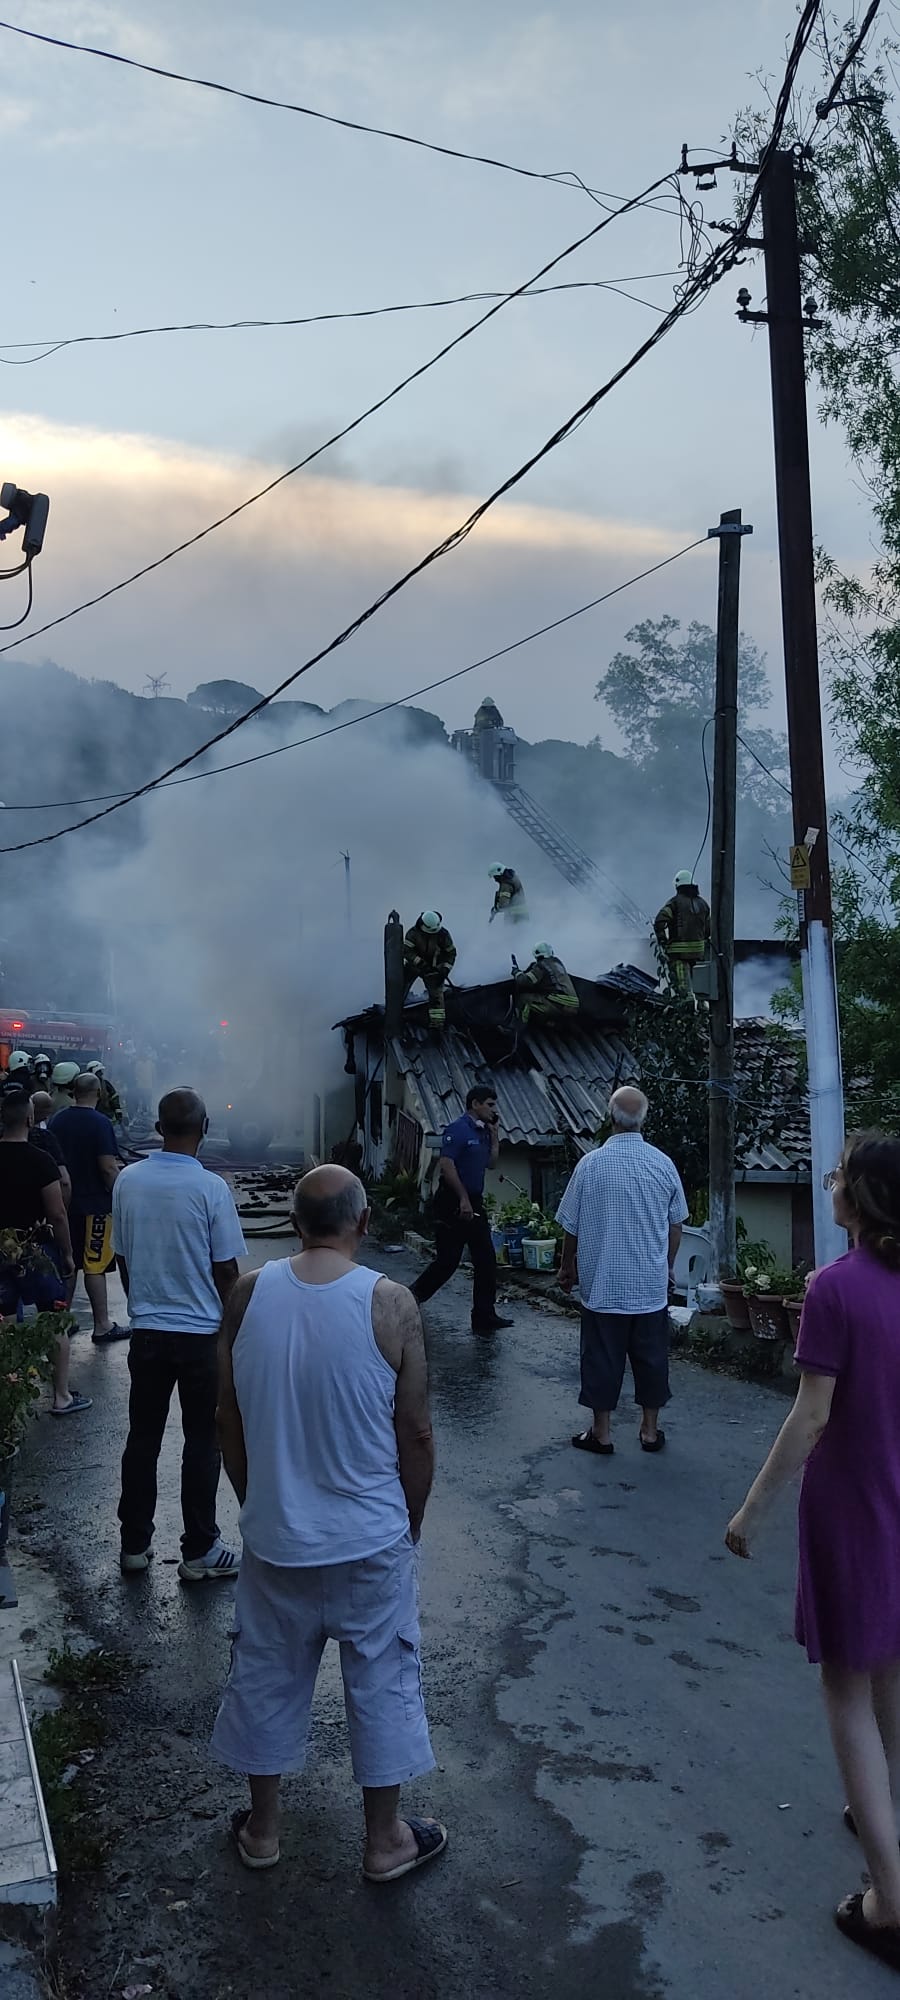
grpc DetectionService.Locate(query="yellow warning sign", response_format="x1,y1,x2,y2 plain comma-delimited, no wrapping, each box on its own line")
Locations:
790,843,811,889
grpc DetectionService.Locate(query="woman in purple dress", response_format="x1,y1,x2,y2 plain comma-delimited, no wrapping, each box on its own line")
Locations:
726,1133,900,1973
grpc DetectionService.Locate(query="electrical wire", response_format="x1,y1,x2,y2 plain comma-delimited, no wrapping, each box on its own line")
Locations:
0,168,682,668
0,539,707,813
0,273,682,366
0,563,32,631
0,5,825,853
816,0,884,120
736,730,896,897
0,15,708,212
691,717,714,882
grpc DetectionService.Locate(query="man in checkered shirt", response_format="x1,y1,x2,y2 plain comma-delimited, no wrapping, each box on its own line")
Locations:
556,1085,688,1456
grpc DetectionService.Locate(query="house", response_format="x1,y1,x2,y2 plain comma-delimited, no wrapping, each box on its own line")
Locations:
733,1018,813,1268
338,968,648,1212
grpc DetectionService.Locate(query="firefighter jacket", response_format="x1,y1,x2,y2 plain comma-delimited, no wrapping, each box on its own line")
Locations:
492,869,526,915
404,925,457,979
654,887,711,958
515,954,578,1002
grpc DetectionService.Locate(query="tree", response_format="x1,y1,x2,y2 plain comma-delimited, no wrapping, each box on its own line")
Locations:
594,616,788,811
187,680,263,715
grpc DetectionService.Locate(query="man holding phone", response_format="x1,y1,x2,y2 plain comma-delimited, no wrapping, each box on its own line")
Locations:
410,1084,512,1337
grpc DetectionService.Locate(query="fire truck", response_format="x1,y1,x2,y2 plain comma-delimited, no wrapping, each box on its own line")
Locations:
0,1009,115,1074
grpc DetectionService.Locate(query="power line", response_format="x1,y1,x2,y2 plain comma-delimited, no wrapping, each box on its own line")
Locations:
816,0,884,120
0,15,700,212
0,273,682,365
0,538,706,814
735,730,895,896
0,5,823,854
0,169,681,665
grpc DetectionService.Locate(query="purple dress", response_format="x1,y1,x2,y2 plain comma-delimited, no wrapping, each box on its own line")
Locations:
795,1246,900,1669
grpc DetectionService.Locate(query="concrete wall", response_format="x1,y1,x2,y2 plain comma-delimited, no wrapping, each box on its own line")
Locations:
735,1184,793,1267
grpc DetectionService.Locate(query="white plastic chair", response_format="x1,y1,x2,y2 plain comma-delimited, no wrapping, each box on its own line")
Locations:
672,1225,712,1305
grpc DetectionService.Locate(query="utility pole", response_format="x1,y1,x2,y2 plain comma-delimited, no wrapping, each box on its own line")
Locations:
758,150,845,1263
341,851,352,935
707,509,751,1280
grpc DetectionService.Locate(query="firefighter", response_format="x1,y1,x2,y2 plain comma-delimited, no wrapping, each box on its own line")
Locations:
473,696,504,733
33,1053,53,1088
488,864,528,924
654,871,711,995
403,912,457,1028
5,1049,34,1093
86,1059,124,1125
514,944,579,1026
50,1060,80,1117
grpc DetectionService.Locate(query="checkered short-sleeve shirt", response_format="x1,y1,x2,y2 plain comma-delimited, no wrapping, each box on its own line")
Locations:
556,1134,689,1314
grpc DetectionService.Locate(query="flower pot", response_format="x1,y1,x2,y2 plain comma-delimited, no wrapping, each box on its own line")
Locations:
721,1282,751,1331
490,1228,508,1265
748,1294,790,1343
522,1238,558,1272
783,1299,803,1344
502,1226,527,1268
0,1446,18,1559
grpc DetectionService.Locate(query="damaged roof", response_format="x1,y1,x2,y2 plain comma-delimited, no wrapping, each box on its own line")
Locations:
387,1019,635,1150
734,1019,811,1179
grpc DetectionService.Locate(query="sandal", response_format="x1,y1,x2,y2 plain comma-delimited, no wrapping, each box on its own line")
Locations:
363,1816,448,1883
640,1429,666,1454
50,1389,92,1418
835,1890,900,1969
230,1808,280,1871
571,1430,614,1456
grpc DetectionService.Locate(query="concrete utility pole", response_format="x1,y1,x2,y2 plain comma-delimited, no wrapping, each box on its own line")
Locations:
760,150,845,1264
707,509,752,1280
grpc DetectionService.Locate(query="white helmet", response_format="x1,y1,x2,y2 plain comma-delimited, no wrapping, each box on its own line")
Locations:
51,1060,80,1087
33,1053,51,1074
533,942,555,959
420,911,442,933
8,1050,31,1072
86,1059,105,1077
488,864,505,879
674,870,694,888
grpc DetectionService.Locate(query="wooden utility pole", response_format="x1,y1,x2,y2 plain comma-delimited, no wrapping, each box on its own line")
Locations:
707,509,751,1279
759,151,845,1264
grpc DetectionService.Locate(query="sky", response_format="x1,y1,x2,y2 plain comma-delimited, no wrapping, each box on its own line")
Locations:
0,0,878,769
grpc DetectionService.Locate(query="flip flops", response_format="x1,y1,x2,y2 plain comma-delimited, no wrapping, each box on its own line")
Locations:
50,1389,92,1417
571,1429,614,1456
836,1891,900,1969
230,1808,279,1870
640,1429,666,1454
363,1816,448,1883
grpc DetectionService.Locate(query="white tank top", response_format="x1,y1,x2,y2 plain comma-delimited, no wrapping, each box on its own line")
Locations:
233,1258,410,1566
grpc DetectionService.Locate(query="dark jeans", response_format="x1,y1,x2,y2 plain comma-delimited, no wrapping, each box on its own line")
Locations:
118,1331,221,1561
579,1307,671,1414
411,1188,497,1329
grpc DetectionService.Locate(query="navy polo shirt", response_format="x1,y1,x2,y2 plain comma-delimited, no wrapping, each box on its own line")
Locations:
441,1112,492,1195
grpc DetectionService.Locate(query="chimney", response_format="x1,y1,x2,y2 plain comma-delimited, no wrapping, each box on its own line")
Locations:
384,910,404,1039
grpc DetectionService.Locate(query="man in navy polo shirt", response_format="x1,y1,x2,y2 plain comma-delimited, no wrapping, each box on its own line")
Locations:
411,1084,512,1337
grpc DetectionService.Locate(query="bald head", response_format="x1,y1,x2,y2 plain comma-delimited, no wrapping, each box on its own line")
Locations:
31,1091,52,1123
609,1085,649,1132
293,1164,368,1245
73,1072,100,1105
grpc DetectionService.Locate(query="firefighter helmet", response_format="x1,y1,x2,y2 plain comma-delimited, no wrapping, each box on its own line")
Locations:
674,870,694,888
33,1053,51,1074
533,942,555,959
8,1050,30,1072
488,864,505,879
51,1061,80,1087
420,911,442,933
86,1059,105,1077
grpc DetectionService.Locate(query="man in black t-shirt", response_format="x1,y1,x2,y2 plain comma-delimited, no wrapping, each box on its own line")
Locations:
0,1093,89,1417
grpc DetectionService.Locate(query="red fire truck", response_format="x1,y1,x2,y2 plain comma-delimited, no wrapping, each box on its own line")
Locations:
0,1009,115,1074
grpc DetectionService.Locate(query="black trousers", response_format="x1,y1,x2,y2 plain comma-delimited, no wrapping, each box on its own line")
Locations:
578,1307,671,1414
118,1331,221,1561
411,1188,497,1329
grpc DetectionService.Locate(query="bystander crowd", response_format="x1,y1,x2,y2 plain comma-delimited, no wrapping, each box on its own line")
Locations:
0,1091,87,1416
557,1085,687,1455
113,1088,245,1581
213,1165,445,1883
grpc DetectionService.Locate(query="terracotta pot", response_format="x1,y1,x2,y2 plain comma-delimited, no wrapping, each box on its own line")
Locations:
721,1282,751,1331
783,1299,803,1344
748,1294,790,1343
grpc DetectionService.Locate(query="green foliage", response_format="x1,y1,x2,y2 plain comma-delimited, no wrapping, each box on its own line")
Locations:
0,1301,74,1453
368,1165,422,1239
594,615,789,811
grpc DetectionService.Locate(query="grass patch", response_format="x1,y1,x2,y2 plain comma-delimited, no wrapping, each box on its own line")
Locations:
32,1646,138,1873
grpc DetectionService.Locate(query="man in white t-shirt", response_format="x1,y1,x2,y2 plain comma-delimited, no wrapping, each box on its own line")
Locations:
112,1088,247,1582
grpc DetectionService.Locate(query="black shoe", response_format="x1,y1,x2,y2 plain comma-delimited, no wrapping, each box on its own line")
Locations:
472,1314,513,1334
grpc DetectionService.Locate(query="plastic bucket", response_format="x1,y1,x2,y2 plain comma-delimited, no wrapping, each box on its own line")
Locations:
491,1228,508,1264
522,1238,557,1272
502,1227,526,1268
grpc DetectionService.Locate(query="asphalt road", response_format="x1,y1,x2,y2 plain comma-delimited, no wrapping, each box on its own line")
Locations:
17,1243,899,2000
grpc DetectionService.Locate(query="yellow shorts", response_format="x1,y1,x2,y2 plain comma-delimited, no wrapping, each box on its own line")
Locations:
72,1212,115,1276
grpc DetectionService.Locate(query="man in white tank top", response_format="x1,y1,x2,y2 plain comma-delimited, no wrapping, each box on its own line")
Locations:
212,1165,446,1883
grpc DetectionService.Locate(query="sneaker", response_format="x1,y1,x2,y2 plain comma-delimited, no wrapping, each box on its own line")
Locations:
178,1539,241,1583
120,1547,153,1574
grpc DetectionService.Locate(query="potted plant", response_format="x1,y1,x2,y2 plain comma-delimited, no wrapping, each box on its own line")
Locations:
0,1231,76,1559
522,1207,563,1272
720,1240,776,1331
744,1267,792,1344
780,1269,810,1344
497,1196,536,1267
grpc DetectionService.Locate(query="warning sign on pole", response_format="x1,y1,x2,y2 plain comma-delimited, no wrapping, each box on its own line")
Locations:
790,843,811,889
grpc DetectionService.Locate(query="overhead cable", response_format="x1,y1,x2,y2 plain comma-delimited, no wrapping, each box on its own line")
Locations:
0,15,698,210
0,170,683,664
0,539,706,812
816,0,884,120
0,273,680,365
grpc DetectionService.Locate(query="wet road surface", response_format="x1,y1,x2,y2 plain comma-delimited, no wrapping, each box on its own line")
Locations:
19,1243,899,1999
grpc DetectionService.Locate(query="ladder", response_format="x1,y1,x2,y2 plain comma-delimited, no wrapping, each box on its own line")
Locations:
497,783,648,933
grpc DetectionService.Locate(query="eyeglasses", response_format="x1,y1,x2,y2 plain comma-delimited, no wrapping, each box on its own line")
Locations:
822,1168,841,1191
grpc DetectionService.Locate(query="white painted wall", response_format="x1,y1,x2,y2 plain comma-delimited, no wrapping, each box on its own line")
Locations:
735,1184,793,1267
